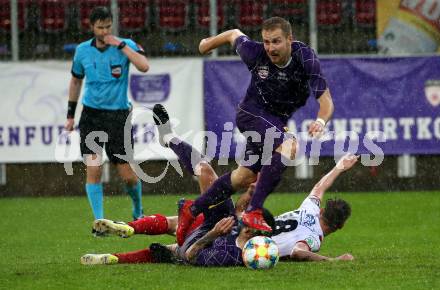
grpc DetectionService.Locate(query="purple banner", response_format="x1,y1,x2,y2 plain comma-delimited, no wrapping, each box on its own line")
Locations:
130,74,170,104
204,56,440,157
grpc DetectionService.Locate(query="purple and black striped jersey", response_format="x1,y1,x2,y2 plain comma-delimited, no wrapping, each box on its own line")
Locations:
234,35,328,119
195,233,243,267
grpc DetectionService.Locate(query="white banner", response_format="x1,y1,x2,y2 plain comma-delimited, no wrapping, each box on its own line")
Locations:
0,59,204,163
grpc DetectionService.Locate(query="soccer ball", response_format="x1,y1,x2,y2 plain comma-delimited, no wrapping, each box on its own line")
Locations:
242,236,279,270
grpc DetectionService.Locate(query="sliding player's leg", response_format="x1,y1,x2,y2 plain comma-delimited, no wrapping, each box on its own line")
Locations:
81,245,174,265
153,104,205,176
93,214,173,237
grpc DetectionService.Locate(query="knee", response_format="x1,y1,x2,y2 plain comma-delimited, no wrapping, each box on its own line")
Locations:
119,171,138,186
166,216,177,235
196,161,215,178
231,169,257,190
117,164,138,185
233,178,255,191
277,138,297,160
86,166,102,183
123,176,138,186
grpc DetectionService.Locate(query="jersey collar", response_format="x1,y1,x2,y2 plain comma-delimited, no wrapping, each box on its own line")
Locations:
91,38,109,53
274,56,292,69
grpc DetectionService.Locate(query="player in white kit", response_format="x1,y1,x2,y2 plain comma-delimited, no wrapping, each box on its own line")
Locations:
272,193,353,261
236,153,355,262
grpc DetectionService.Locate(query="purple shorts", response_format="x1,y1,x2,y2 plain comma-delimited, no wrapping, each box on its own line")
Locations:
236,105,294,173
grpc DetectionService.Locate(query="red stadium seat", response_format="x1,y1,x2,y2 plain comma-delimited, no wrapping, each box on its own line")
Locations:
38,0,69,32
118,0,149,31
155,0,189,31
355,0,376,26
270,0,306,20
0,0,27,32
317,0,342,26
194,0,225,29
79,0,110,31
235,0,267,29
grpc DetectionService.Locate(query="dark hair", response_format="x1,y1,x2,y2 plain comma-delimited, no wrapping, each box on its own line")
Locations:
262,17,292,37
149,243,181,264
322,199,351,231
89,6,112,25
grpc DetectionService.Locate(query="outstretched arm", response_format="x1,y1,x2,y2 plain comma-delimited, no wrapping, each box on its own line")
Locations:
309,154,359,201
308,89,334,137
316,89,334,123
199,29,245,54
290,242,354,262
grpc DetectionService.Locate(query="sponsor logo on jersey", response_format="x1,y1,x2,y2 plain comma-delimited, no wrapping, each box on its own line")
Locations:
257,66,269,79
277,72,288,81
208,200,226,209
111,65,122,78
305,236,319,251
303,214,316,227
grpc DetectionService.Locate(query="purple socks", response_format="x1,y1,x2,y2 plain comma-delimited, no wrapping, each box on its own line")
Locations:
168,138,203,176
248,151,287,211
192,172,234,216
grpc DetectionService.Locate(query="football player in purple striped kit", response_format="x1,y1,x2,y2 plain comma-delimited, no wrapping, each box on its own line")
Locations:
176,16,334,244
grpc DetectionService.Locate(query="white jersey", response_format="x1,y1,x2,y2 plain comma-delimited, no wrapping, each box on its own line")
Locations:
272,197,324,257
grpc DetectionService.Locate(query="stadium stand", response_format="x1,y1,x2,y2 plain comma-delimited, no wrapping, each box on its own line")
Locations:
0,0,27,32
317,0,343,26
354,0,376,26
0,1,377,59
119,0,150,32
155,0,189,31
269,0,306,21
38,0,69,32
234,0,267,29
194,0,226,29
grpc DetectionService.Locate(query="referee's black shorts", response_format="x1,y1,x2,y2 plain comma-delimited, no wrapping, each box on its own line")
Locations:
78,105,133,164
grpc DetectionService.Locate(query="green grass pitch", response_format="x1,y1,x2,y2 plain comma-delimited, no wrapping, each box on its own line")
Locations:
0,191,439,290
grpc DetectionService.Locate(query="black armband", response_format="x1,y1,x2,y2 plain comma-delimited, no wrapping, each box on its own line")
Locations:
117,41,127,50
67,101,78,118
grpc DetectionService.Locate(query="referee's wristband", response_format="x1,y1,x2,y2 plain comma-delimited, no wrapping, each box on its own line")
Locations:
316,118,326,127
67,101,77,118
